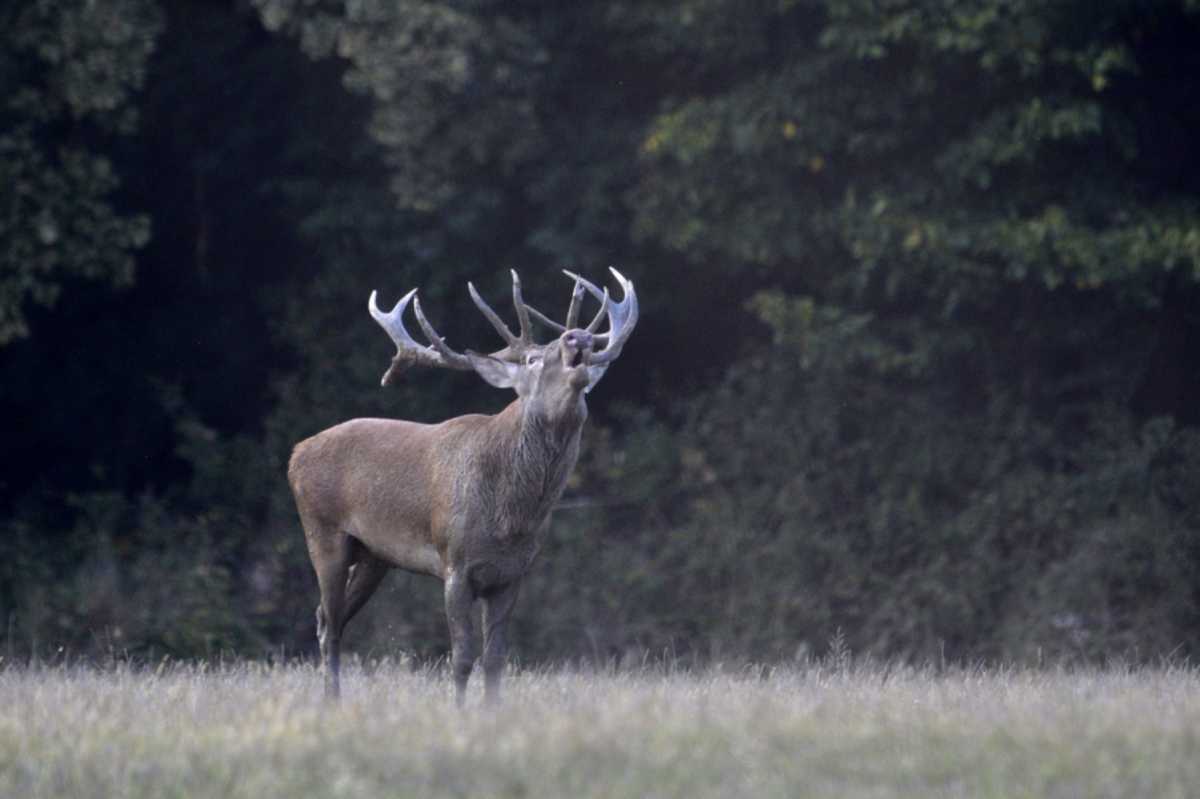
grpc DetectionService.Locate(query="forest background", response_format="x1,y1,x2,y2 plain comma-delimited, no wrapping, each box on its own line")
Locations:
3,0,1200,667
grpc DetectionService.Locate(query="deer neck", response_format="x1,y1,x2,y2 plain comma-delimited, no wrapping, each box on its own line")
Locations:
487,398,586,539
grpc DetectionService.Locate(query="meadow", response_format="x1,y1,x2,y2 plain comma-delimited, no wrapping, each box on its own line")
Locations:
1,657,1197,798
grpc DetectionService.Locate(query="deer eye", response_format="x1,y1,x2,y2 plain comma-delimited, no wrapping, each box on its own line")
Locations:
525,353,543,366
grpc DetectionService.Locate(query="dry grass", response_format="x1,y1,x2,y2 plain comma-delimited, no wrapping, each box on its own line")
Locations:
1,658,1198,798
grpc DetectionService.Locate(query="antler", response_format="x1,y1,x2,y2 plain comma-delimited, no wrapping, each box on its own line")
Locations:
370,270,555,383
564,267,638,366
523,275,609,335
369,268,636,387
368,289,474,385
467,270,541,362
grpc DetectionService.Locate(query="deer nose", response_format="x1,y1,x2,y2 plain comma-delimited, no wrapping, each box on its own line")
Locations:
564,330,594,350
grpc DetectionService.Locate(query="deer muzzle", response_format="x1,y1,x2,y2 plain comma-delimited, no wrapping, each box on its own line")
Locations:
561,329,594,370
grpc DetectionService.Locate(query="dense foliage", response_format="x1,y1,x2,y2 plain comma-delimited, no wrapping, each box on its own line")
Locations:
2,0,1199,665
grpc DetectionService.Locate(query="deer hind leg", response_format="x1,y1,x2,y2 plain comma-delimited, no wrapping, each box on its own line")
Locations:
308,529,353,700
340,550,389,637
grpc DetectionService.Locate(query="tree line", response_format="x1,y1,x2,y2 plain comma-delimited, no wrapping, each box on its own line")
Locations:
2,0,1199,665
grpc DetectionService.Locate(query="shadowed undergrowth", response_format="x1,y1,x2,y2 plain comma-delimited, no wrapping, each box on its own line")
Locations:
1,660,1198,798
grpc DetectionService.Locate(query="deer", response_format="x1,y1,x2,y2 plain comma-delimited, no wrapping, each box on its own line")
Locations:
287,268,637,704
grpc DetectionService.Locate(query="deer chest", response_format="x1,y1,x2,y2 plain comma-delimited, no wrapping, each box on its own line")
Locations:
465,534,543,591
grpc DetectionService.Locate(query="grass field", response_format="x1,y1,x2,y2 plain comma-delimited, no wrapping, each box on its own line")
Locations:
1,658,1198,798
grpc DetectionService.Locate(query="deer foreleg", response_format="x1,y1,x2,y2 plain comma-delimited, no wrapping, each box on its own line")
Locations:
444,571,477,708
482,581,521,705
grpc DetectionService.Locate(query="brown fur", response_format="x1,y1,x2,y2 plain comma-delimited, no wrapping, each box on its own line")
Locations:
292,271,635,704
289,335,591,704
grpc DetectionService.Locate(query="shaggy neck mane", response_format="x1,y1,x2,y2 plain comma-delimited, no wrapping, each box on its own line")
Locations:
486,398,585,537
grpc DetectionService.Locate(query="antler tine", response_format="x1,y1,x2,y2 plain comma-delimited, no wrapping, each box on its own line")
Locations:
524,303,566,333
582,267,638,366
510,269,534,343
368,289,473,383
411,294,474,369
564,277,584,329
563,269,602,302
523,274,588,335
368,289,421,351
563,269,609,337
468,281,520,347
585,287,609,333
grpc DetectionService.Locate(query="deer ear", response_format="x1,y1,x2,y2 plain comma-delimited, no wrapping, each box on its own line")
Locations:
466,352,521,389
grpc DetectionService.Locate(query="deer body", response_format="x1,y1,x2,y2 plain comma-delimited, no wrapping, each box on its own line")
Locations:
290,399,584,583
289,270,634,704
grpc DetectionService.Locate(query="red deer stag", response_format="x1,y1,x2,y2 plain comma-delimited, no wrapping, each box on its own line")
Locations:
288,269,637,703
